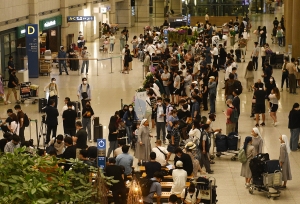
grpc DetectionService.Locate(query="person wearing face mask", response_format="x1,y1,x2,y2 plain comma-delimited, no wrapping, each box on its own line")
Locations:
251,127,263,154
43,99,59,144
265,76,276,111
122,44,131,74
119,105,129,119
261,62,273,85
240,136,256,187
153,97,167,142
5,69,20,105
58,46,69,75
48,134,65,156
279,134,292,188
82,101,94,143
123,105,138,145
67,44,77,71
77,77,91,109
184,70,193,97
44,78,59,108
208,76,217,114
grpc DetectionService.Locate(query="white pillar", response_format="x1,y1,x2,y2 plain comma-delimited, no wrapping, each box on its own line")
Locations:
86,0,94,42
60,0,69,48
136,0,150,22
115,0,131,27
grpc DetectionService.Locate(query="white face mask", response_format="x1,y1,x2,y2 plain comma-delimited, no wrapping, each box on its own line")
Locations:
270,79,273,82
129,108,133,111
83,81,87,84
157,102,161,106
52,81,56,83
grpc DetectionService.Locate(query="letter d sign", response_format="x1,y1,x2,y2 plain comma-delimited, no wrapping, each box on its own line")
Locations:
28,26,35,35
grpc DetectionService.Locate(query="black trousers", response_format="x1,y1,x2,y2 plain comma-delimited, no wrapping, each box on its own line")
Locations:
200,151,211,172
213,55,218,68
19,126,25,144
281,74,289,88
202,92,208,110
112,188,127,204
64,127,76,137
261,56,266,67
46,125,57,143
252,57,258,70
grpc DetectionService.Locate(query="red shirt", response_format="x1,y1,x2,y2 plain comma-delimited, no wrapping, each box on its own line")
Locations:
226,107,233,124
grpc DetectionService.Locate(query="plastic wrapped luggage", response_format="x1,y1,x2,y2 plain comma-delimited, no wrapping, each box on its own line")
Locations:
264,160,280,174
215,134,227,152
227,132,238,150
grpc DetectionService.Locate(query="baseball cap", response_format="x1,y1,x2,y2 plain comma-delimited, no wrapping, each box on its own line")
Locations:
175,161,183,168
209,76,215,80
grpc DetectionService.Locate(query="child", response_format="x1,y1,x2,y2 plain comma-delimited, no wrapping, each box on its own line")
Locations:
103,37,109,53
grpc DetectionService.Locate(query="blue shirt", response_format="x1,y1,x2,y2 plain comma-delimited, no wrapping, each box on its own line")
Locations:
191,101,200,118
143,178,162,203
116,153,133,175
167,115,179,132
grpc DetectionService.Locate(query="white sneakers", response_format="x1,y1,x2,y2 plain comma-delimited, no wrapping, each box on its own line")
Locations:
274,122,279,127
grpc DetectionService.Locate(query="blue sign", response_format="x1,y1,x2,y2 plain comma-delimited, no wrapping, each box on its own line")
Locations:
97,139,106,168
25,24,39,78
67,16,94,22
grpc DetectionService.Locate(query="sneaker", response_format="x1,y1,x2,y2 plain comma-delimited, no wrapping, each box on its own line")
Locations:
255,123,259,127
16,100,21,104
207,170,214,174
260,122,265,126
268,108,271,113
89,140,93,143
7,101,11,104
274,122,278,127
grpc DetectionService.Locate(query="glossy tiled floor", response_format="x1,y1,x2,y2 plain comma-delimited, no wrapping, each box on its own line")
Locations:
2,5,300,204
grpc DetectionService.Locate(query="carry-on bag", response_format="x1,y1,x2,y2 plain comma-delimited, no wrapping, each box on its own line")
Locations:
215,134,227,152
227,132,238,151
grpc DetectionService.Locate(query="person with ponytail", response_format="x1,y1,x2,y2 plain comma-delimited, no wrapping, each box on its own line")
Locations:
240,136,256,187
279,135,292,188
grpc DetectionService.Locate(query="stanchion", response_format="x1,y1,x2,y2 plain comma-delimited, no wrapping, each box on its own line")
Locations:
142,65,144,80
109,58,113,73
78,58,80,76
97,59,99,76
120,56,123,72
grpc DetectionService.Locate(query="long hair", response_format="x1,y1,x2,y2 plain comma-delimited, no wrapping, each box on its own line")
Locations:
108,116,117,130
246,61,254,71
243,136,252,151
273,87,280,100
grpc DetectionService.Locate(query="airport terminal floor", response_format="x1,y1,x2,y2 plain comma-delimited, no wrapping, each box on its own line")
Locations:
2,7,300,204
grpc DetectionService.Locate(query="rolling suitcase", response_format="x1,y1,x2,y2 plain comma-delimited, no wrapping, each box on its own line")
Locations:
215,134,227,152
71,101,81,118
39,98,47,113
93,124,103,142
227,132,238,150
270,53,276,65
264,159,280,173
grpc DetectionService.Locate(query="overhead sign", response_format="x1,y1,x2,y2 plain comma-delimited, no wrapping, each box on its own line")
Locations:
67,16,95,22
25,24,39,78
39,15,62,31
97,139,106,169
101,8,107,13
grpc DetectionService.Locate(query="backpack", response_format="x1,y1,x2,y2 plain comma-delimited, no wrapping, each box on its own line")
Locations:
23,113,30,127
229,107,239,123
140,178,157,197
276,30,282,38
238,148,247,163
233,80,243,95
183,187,200,201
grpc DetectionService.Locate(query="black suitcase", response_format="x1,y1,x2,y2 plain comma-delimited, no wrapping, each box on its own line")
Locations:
118,129,127,144
264,159,280,173
73,58,79,71
227,132,238,150
71,101,81,118
39,98,47,113
93,125,103,142
270,53,276,65
215,134,228,152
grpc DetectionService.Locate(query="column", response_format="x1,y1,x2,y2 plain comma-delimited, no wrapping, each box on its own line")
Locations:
115,0,131,27
28,0,39,24
136,0,150,22
86,0,94,42
292,0,300,58
60,0,69,48
170,0,182,14
153,0,165,18
284,0,292,53
109,0,116,24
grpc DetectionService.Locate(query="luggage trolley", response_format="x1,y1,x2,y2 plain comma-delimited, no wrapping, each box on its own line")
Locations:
212,132,241,161
20,82,39,104
191,177,218,204
29,119,39,148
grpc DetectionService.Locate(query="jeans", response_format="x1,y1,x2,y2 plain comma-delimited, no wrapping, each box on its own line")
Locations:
110,43,114,52
82,117,92,140
281,74,289,89
156,122,166,140
107,140,118,157
209,93,216,113
290,128,300,151
81,60,89,74
252,56,258,70
46,125,57,143
125,125,132,144
59,61,68,74
278,37,283,46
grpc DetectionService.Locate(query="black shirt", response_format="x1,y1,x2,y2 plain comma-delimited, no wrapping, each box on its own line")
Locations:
145,161,162,178
8,61,14,74
208,70,219,81
75,128,87,149
8,74,18,88
62,145,76,159
288,110,300,129
105,165,125,190
108,126,118,141
62,109,77,128
5,117,12,125
177,109,191,120
254,89,266,104
82,106,94,118
174,153,193,176
232,96,240,115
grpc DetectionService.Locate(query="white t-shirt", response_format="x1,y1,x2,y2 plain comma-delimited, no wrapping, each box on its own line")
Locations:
225,65,232,80
171,169,187,194
152,146,168,166
11,121,19,135
180,187,201,203
61,104,75,115
211,47,218,55
156,105,165,122
188,128,201,146
109,36,116,44
147,44,157,55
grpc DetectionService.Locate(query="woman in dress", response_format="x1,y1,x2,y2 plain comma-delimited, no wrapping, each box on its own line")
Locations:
279,134,292,188
269,87,280,126
122,44,131,74
240,136,256,187
131,36,138,58
244,61,254,92
106,115,119,157
251,127,263,154
44,78,59,108
135,119,152,165
184,142,206,177
119,31,126,52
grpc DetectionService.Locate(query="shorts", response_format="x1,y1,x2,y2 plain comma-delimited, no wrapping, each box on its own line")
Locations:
124,60,129,67
270,103,278,112
255,103,265,114
173,88,181,95
8,88,17,94
151,110,156,119
164,86,170,96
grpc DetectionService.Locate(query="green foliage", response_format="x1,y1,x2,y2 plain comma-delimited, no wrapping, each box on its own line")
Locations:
0,147,114,204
